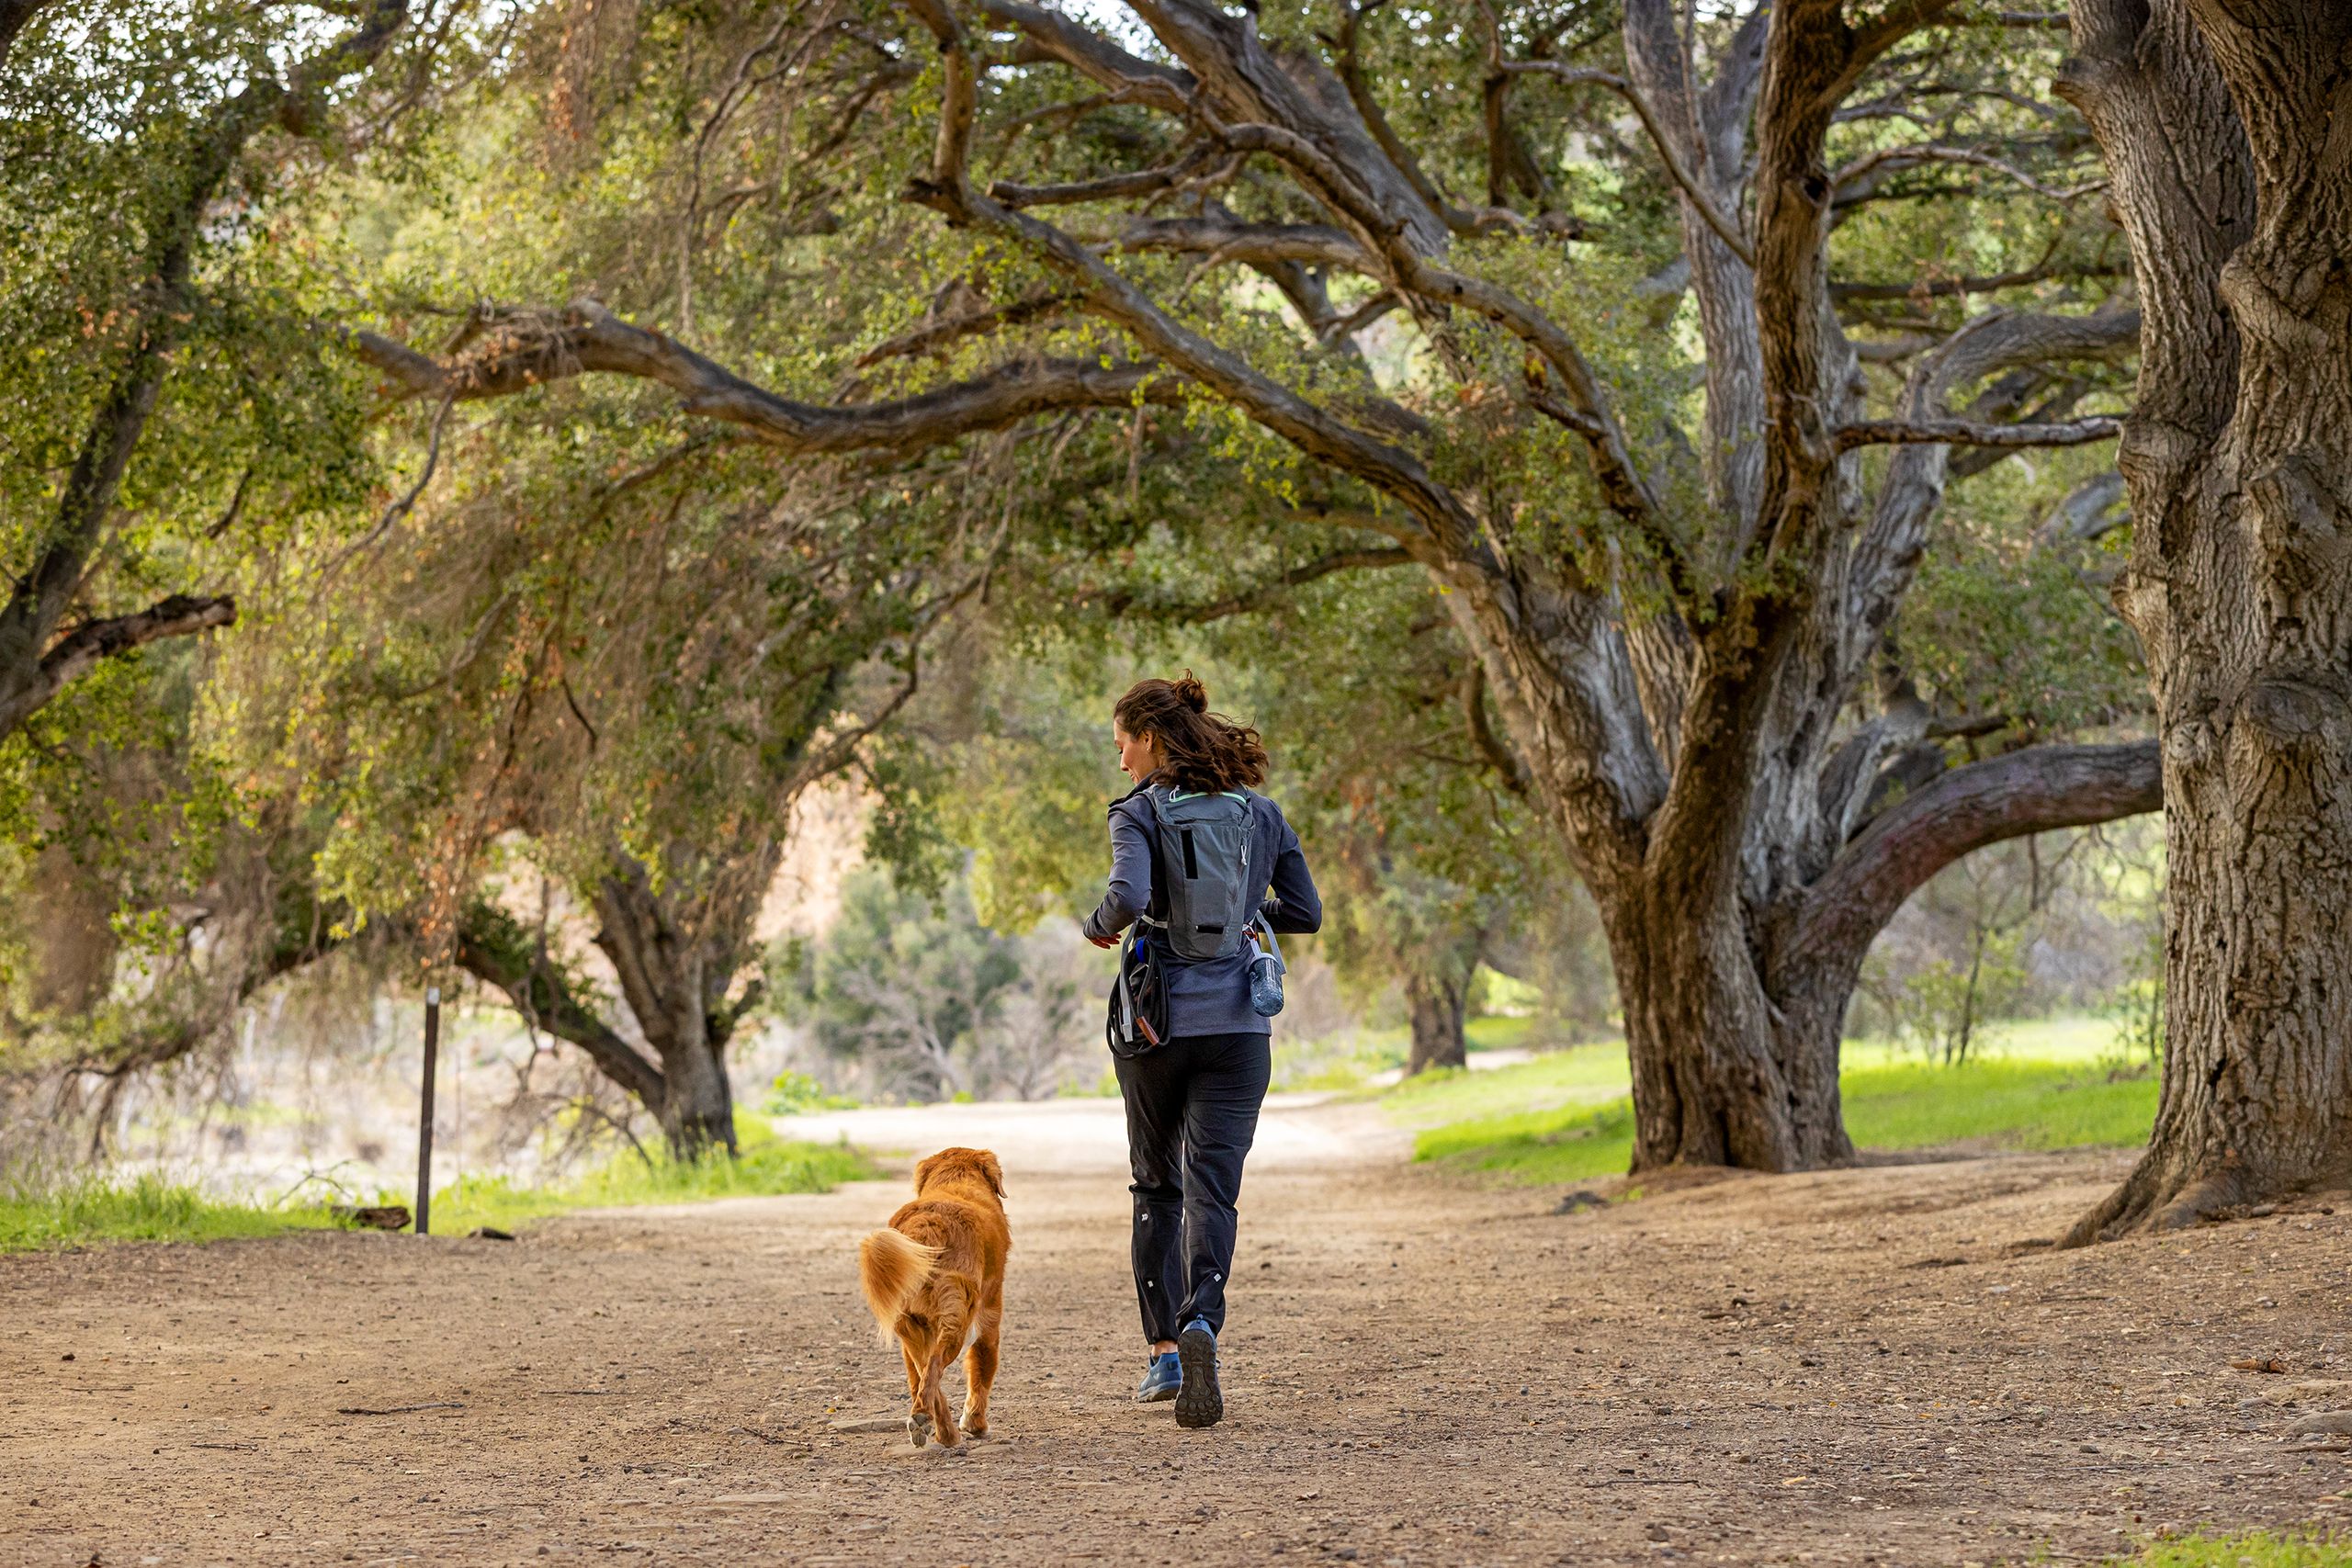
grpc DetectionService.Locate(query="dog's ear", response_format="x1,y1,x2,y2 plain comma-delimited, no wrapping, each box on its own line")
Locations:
981,1151,1006,1199
912,1152,938,1193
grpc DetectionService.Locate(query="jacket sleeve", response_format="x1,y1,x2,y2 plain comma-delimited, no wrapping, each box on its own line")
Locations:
1261,807,1322,935
1081,799,1154,944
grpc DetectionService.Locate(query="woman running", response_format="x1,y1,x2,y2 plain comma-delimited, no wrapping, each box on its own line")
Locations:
1082,673,1321,1429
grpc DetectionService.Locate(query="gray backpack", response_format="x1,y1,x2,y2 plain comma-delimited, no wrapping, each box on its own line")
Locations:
1143,786,1258,962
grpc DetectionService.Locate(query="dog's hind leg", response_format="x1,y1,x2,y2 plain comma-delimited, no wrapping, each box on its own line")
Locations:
918,1341,961,1450
960,1282,1002,1438
899,1337,933,1449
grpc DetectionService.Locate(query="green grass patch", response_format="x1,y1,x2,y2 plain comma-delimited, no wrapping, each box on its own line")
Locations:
1416,1097,1637,1184
422,1115,879,1235
1465,1014,1537,1052
2102,1529,2351,1566
1383,1039,1633,1128
2,1116,879,1253
1844,1057,2158,1151
1413,1055,2159,1185
1843,1012,2127,1068
0,1171,351,1253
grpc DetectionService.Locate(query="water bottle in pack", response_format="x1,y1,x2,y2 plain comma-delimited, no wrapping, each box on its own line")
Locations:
1247,914,1286,1019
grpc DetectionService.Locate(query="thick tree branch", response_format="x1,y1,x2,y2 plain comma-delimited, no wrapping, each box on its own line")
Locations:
989,143,1215,208
1785,739,2161,976
901,14,1478,560
1830,260,2125,301
353,301,1182,457
1836,413,2122,450
1837,0,1969,102
981,0,1196,116
455,909,668,1111
0,594,238,735
1327,0,1497,234
1841,306,2141,680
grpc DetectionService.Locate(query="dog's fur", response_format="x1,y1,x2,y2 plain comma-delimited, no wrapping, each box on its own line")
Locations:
856,1146,1010,1449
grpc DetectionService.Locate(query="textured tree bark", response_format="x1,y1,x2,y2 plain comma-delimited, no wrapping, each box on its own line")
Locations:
1611,894,1853,1171
592,860,761,1161
2059,0,2352,1239
1402,953,1472,1077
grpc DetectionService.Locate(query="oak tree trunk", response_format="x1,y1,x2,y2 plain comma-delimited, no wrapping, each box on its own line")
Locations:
1610,887,1855,1172
2061,0,2352,1239
657,1036,740,1161
1403,963,1468,1077
594,861,759,1164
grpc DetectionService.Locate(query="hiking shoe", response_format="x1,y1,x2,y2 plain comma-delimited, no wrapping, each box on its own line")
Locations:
1135,1350,1182,1403
1174,1318,1223,1429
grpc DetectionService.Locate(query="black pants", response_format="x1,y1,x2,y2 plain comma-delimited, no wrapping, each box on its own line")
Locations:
1114,1030,1272,1343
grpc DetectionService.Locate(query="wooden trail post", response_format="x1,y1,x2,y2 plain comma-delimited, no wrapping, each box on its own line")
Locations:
415,985,441,1235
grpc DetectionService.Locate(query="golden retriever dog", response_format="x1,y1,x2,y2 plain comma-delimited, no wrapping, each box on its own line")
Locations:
856,1146,1010,1450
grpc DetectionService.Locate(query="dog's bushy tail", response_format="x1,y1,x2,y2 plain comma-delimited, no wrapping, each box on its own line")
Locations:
858,1227,942,1338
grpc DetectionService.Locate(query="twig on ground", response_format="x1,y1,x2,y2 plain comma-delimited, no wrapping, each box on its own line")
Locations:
729,1425,793,1445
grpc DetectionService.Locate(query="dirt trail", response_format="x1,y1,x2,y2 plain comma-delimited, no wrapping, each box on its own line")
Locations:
4,1094,2348,1567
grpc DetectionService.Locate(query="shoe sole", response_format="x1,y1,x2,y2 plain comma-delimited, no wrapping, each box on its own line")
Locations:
1173,1325,1223,1429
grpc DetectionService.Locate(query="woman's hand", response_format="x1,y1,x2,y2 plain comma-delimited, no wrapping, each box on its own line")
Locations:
1085,931,1118,949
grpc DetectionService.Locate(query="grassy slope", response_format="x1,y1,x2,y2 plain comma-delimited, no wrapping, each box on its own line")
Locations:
1,1118,878,1253
2108,1531,2351,1566
1405,1019,2162,1185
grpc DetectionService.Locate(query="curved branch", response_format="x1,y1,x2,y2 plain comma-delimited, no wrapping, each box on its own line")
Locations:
0,594,236,737
352,301,1182,457
1836,414,2122,450
455,909,667,1111
1831,260,2125,301
0,4,408,746
981,0,1196,116
1843,307,2141,666
1328,0,1495,234
989,142,1215,208
899,17,1476,559
1784,739,2161,976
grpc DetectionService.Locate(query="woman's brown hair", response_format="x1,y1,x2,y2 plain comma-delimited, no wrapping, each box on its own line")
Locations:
1114,672,1269,794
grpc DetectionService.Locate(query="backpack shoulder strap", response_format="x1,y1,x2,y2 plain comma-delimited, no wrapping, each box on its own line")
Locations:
1117,783,1170,929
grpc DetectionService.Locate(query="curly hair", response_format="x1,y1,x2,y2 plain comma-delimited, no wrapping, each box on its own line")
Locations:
1114,672,1269,794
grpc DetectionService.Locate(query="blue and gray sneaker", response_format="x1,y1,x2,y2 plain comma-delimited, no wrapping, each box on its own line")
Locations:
1174,1318,1224,1429
1135,1349,1182,1403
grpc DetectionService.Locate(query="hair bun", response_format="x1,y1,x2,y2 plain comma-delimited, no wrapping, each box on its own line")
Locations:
1173,672,1209,712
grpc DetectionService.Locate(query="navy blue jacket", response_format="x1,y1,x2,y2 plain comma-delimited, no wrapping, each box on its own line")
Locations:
1082,782,1322,1037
